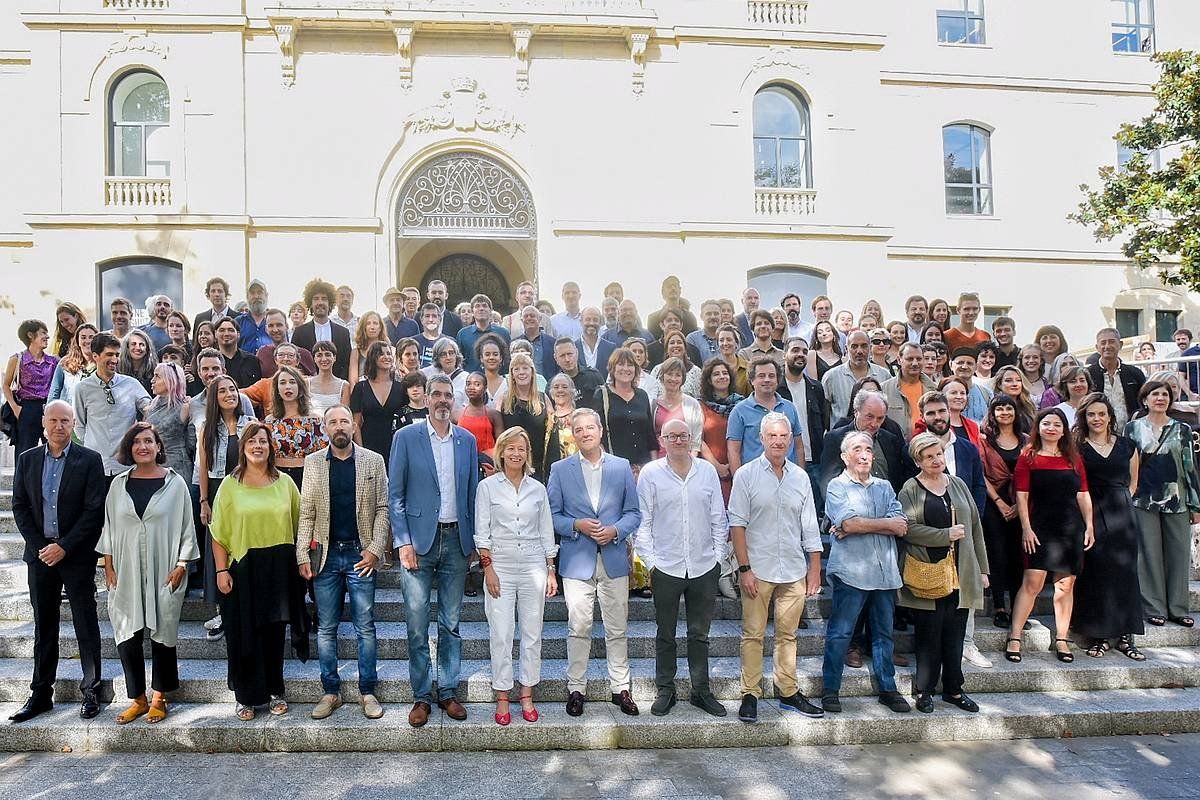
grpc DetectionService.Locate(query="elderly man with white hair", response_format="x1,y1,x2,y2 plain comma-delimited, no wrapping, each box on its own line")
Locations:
635,418,729,718
140,293,174,351
821,430,911,715
730,411,824,723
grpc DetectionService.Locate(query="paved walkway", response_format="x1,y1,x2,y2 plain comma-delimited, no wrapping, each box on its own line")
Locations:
2,734,1199,799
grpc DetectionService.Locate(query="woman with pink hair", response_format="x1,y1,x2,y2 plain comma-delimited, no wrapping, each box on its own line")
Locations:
143,362,194,479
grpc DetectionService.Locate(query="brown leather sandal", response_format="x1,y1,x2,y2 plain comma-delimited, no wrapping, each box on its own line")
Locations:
146,695,168,723
116,698,149,725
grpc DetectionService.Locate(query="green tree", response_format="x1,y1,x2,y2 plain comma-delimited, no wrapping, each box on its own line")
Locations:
1073,49,1200,290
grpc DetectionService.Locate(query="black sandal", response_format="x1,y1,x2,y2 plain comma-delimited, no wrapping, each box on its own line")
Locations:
1169,616,1195,628
1148,616,1167,626
1115,635,1146,661
1004,637,1022,663
1051,638,1074,663
1084,640,1109,659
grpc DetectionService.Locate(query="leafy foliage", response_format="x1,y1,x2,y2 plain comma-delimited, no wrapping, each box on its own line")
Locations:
1072,50,1200,289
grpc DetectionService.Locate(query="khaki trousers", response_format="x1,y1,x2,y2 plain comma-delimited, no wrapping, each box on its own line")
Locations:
563,554,631,694
739,578,806,698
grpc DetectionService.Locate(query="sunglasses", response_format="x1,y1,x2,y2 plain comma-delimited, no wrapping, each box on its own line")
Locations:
870,339,888,346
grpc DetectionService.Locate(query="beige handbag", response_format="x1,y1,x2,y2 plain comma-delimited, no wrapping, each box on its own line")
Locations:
903,502,960,600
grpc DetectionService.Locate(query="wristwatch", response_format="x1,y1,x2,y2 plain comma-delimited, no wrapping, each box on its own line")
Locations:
737,564,751,574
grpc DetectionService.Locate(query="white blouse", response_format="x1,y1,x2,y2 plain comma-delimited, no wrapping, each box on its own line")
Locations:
474,472,557,565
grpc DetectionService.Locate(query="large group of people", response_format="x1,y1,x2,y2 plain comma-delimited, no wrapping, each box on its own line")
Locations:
5,275,1198,728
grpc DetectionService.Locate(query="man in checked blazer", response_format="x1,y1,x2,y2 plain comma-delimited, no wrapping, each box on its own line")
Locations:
547,407,642,718
297,404,390,721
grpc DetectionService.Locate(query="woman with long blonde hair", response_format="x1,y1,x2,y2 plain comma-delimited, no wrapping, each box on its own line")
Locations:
498,352,550,483
349,311,389,383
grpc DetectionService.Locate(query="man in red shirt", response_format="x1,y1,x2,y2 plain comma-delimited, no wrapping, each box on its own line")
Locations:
944,292,991,352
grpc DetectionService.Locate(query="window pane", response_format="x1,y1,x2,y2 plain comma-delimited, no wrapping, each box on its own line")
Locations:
778,138,805,188
966,0,984,13
753,87,804,137
120,79,169,124
972,129,991,185
977,187,993,215
1112,27,1139,52
945,186,976,215
938,16,968,44
1114,309,1140,339
1112,0,1136,25
965,18,985,44
144,126,170,177
1156,310,1180,343
116,126,144,176
943,126,973,182
98,261,183,330
754,138,779,187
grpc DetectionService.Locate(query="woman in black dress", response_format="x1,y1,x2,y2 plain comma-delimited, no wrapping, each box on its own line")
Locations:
593,346,656,471
1071,393,1145,659
978,394,1028,629
349,341,404,469
498,352,550,483
1005,407,1094,664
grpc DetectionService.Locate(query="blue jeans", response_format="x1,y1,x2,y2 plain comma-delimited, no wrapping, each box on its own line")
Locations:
821,574,898,694
314,540,378,695
398,525,469,703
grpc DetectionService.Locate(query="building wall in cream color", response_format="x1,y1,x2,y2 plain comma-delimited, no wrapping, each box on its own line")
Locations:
1,0,1198,354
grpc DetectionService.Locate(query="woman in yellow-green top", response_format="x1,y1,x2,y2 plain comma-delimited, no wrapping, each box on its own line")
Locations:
209,420,307,721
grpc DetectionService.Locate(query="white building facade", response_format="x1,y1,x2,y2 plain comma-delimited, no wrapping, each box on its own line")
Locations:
1,0,1197,348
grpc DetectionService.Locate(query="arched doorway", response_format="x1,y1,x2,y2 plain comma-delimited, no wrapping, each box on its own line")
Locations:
396,150,536,306
421,253,511,313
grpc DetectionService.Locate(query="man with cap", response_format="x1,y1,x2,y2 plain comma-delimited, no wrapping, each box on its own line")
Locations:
236,279,273,353
383,287,420,344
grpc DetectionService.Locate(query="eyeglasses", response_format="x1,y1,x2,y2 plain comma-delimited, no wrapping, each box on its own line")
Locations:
870,339,887,346
662,433,690,443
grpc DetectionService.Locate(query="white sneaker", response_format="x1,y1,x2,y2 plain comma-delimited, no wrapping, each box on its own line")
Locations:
204,614,223,631
716,574,738,599
962,644,993,669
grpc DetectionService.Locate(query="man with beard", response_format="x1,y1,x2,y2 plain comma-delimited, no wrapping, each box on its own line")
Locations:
256,308,316,377
194,277,233,334
140,294,174,351
647,275,698,338
235,279,273,353
575,307,616,380
600,296,620,336
904,295,928,345
917,390,992,670
686,300,723,362
213,317,262,389
426,279,462,338
601,300,654,347
332,285,359,340
501,281,554,339
298,404,390,721
389,375,479,727
777,337,830,500
780,293,813,345
292,278,353,381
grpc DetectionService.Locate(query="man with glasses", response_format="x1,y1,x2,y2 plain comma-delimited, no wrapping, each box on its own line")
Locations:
72,333,149,488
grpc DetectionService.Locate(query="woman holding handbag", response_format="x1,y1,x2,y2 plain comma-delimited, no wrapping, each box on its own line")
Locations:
898,432,990,714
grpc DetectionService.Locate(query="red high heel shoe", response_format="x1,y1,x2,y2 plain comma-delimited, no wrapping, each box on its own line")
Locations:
520,691,538,723
495,697,511,726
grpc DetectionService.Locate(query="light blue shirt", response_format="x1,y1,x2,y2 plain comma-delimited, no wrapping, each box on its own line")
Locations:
41,444,71,539
429,422,458,523
824,471,904,591
725,394,802,464
964,383,991,423
550,311,583,342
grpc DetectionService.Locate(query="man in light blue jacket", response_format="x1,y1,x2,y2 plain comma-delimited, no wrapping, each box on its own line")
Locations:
547,407,642,718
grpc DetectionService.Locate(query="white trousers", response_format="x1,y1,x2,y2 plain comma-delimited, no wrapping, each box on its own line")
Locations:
563,554,630,694
484,560,549,692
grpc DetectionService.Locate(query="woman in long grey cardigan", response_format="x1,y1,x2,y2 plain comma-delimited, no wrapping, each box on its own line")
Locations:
98,422,199,724
898,432,990,715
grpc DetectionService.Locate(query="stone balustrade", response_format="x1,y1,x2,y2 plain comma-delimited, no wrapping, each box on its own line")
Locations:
104,177,172,208
747,0,808,26
754,187,816,215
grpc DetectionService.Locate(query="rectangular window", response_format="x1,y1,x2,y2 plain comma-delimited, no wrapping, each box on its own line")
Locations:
753,138,779,188
1115,309,1141,339
1117,145,1161,172
1112,0,1154,53
1156,310,1180,343
937,0,985,44
948,304,1009,330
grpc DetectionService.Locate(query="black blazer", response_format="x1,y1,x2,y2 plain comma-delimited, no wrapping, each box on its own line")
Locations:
193,307,232,337
12,444,105,565
819,421,913,497
441,308,462,339
1086,361,1146,420
777,375,831,465
291,320,353,381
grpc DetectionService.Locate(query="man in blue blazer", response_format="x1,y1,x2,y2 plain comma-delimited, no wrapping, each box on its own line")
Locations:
388,374,479,728
547,407,642,718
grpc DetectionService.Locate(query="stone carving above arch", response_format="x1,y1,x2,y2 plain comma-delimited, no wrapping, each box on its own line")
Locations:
749,46,810,78
397,151,535,239
404,78,524,138
85,34,170,101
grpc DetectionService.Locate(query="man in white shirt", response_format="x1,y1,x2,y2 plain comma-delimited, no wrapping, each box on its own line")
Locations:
635,419,729,718
729,412,825,723
781,292,814,345
332,285,359,340
550,281,584,341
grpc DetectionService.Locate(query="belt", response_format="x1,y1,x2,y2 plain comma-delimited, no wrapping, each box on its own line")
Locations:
437,521,458,530
329,538,360,548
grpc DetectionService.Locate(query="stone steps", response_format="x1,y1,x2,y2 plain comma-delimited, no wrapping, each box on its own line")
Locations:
2,642,1197,705
2,687,1199,753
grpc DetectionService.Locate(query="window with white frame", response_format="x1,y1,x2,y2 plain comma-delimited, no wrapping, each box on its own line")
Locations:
753,85,812,189
937,0,985,44
109,71,170,177
943,124,993,215
1112,0,1154,53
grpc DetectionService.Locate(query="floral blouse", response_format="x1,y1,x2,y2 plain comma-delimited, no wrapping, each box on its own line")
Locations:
265,415,328,459
1125,417,1200,514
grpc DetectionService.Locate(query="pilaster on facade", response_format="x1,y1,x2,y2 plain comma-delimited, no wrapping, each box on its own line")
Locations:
393,23,414,90
512,27,532,92
626,30,648,94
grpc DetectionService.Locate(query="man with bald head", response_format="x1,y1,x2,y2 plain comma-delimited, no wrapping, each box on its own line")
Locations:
10,400,106,722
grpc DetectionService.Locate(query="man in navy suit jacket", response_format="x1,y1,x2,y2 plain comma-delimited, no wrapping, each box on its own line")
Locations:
388,375,479,728
547,408,642,718
576,306,616,381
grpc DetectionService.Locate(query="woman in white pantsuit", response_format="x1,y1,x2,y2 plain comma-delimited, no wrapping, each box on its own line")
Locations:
475,426,559,726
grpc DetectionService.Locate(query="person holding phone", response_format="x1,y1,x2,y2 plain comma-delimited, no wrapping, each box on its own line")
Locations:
297,404,391,721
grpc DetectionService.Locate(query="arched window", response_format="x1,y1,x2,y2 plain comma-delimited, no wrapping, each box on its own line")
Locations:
943,123,992,215
753,85,811,189
97,257,182,329
109,71,170,177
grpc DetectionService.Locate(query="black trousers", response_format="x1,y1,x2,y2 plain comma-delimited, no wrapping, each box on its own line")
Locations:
650,564,719,695
116,629,179,698
27,556,102,699
14,398,45,456
911,592,969,697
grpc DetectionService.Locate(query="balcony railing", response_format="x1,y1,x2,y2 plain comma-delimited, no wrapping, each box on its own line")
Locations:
105,177,172,209
755,187,816,216
104,0,170,8
747,1,808,26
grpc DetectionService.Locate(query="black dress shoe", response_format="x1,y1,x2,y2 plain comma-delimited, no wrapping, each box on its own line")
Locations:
611,690,639,716
650,690,676,716
821,693,842,713
878,691,911,713
565,691,585,717
9,696,52,723
689,692,727,717
942,693,980,713
915,693,934,714
778,691,824,718
79,692,101,720
737,694,758,723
